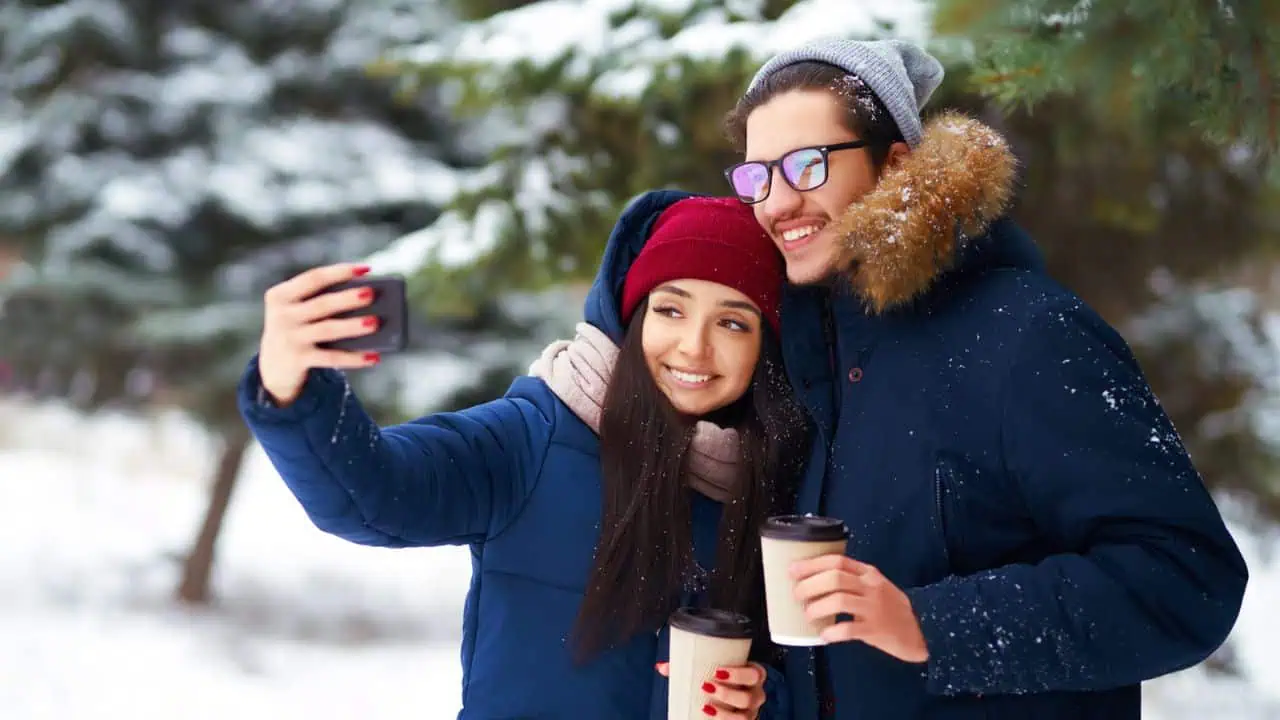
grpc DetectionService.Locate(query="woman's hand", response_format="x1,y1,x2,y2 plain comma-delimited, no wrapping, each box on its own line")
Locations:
656,661,768,719
258,263,381,405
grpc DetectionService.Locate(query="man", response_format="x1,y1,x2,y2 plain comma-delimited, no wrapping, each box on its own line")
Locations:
721,38,1249,719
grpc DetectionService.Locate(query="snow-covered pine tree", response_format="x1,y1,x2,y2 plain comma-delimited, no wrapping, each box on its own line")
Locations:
0,0,470,603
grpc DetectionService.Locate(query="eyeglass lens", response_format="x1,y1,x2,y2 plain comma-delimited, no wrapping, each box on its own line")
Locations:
729,147,828,203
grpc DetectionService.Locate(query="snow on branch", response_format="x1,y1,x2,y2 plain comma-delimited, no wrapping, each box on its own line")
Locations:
365,203,507,275
400,0,931,101
364,140,597,277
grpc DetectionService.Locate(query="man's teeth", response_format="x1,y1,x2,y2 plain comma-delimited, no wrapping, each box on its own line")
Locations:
669,368,711,384
782,226,821,243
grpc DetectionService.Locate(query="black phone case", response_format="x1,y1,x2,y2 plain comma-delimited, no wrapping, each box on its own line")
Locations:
315,274,408,353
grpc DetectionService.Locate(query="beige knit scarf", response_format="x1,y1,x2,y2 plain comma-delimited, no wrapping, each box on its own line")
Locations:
528,323,744,503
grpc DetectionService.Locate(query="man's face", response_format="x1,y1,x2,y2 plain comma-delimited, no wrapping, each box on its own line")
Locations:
743,89,880,286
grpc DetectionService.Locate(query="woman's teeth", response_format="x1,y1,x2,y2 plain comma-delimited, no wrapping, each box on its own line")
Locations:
668,368,712,385
782,226,821,243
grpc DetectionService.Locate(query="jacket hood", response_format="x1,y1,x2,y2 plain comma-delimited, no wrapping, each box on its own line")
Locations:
582,188,699,343
832,111,1031,312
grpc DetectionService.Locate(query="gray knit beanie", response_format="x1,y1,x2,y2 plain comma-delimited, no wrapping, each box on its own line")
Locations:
746,38,945,148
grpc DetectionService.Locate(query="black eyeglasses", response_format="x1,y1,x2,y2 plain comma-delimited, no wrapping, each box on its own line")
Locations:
723,140,871,205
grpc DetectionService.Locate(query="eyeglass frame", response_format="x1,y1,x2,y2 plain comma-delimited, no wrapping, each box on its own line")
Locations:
723,139,873,205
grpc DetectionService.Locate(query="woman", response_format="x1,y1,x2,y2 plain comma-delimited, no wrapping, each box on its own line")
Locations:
237,190,808,719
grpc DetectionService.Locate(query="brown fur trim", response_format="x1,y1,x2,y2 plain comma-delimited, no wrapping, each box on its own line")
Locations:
830,112,1018,313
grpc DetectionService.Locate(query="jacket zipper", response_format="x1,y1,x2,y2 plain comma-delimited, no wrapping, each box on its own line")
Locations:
934,468,952,566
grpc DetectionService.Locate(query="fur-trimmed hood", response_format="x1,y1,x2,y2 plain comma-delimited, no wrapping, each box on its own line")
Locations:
833,112,1019,312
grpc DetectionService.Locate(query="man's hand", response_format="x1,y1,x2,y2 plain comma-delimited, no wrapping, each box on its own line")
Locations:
791,554,929,663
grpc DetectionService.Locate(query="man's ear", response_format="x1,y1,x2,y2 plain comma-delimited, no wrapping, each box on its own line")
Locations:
883,141,911,170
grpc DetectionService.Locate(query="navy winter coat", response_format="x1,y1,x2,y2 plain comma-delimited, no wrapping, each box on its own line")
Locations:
775,115,1248,719
237,189,787,719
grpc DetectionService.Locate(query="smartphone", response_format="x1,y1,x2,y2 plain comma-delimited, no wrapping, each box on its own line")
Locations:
314,274,409,353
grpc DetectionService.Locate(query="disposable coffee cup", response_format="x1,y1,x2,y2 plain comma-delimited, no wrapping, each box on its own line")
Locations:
667,607,753,720
760,514,850,646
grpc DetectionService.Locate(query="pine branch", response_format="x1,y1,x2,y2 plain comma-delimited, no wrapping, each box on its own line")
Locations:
939,0,1280,161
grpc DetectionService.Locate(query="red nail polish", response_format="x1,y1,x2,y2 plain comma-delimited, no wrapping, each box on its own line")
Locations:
358,288,375,300
715,669,730,680
702,705,718,717
701,682,716,694
362,316,378,327
353,265,371,276
364,352,380,363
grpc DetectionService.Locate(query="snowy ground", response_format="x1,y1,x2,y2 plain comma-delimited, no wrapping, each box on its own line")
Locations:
1,397,1277,719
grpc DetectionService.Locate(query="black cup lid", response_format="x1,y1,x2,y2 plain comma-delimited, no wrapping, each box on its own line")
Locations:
760,514,849,542
669,607,753,639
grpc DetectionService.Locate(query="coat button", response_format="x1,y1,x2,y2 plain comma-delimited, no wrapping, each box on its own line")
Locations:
848,367,863,383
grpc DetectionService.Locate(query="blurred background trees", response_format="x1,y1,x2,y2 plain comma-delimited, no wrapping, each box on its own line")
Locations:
0,0,466,604
2,0,1278,606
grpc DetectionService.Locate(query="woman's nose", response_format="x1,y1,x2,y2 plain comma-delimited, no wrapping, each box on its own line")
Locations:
677,326,711,357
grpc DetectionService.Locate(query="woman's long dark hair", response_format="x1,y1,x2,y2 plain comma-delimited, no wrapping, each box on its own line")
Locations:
571,298,809,661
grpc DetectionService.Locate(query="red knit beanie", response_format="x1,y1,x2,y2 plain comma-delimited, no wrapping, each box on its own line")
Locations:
621,196,783,333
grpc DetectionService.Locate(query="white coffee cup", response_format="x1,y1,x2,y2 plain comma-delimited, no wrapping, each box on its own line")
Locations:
667,607,753,720
760,514,850,646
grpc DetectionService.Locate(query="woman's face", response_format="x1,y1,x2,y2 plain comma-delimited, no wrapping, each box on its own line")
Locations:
641,278,764,417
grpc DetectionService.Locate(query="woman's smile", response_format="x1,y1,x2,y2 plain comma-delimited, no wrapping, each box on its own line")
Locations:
665,366,717,388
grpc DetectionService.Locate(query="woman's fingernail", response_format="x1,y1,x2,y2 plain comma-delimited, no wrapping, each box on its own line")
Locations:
714,669,730,680
362,316,378,328
701,682,716,694
358,288,375,300
353,265,371,276
702,705,718,717
364,352,380,363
